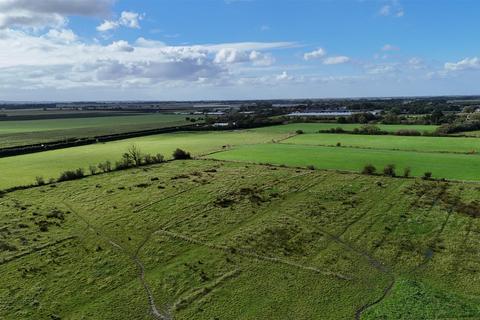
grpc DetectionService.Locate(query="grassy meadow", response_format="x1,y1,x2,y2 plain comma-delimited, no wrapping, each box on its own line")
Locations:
0,122,479,189
285,133,480,154
0,130,290,189
208,143,480,181
1,161,479,319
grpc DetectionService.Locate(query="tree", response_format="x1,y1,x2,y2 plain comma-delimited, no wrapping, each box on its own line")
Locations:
403,167,411,178
362,164,376,175
127,144,143,166
423,172,433,180
383,164,396,177
172,148,192,160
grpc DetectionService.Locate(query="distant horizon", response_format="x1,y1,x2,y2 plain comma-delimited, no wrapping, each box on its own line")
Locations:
2,94,480,105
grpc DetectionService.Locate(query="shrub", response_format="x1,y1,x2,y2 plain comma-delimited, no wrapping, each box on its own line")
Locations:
58,168,84,182
154,153,165,163
306,165,315,170
403,167,412,178
336,142,341,147
423,172,433,180
383,164,396,177
98,161,112,173
362,164,377,175
173,148,192,160
395,129,421,136
295,129,304,134
35,176,45,186
89,165,97,175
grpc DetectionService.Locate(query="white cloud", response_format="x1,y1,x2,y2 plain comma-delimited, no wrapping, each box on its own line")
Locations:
213,49,275,66
0,29,290,91
97,11,143,32
378,1,404,17
407,57,424,69
45,28,77,43
382,44,399,51
304,48,326,61
323,56,350,65
444,57,480,71
107,40,134,52
379,5,391,16
366,64,397,75
0,0,114,29
276,71,293,81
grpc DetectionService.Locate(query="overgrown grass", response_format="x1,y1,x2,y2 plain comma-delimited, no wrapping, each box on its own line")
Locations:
0,161,479,319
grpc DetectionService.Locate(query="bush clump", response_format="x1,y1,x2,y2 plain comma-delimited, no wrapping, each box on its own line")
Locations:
362,164,377,175
383,164,396,177
35,176,45,186
172,148,192,160
58,168,84,182
423,172,433,180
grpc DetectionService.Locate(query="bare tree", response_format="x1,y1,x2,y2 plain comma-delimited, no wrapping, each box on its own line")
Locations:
127,144,143,166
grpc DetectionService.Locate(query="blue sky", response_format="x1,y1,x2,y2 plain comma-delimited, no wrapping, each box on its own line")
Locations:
1,0,480,101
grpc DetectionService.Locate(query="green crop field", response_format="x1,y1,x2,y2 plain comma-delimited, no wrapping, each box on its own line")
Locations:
0,130,290,189
1,161,479,319
284,133,480,154
0,114,198,148
0,123,479,190
253,123,439,134
208,143,480,181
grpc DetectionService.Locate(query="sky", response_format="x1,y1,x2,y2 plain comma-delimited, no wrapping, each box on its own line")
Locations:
1,0,480,101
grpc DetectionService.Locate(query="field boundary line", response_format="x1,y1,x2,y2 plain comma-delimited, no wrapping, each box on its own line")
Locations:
0,236,76,265
154,229,351,280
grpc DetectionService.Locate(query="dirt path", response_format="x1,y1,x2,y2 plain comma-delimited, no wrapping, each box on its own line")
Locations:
64,203,169,320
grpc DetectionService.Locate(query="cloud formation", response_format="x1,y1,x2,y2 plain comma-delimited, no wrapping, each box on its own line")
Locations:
0,28,293,91
0,0,114,29
444,57,480,71
304,48,326,61
97,11,143,32
323,56,350,65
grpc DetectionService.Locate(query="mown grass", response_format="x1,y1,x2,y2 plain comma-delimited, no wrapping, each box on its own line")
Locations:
252,123,439,134
208,143,480,181
0,114,198,148
0,160,479,319
285,133,480,154
0,130,289,189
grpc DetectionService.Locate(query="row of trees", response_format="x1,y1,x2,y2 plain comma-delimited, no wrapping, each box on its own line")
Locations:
362,164,432,180
36,146,192,185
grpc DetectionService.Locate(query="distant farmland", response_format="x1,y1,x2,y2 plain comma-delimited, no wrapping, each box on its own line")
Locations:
0,123,478,189
252,123,439,134
0,114,198,148
208,143,480,181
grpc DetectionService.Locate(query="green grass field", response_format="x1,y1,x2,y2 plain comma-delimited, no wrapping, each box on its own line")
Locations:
285,133,480,154
1,161,479,319
0,122,479,189
0,114,198,148
253,123,439,134
0,130,290,189
208,143,480,181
